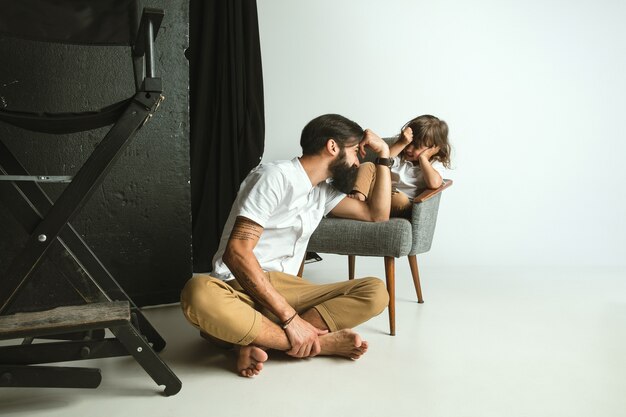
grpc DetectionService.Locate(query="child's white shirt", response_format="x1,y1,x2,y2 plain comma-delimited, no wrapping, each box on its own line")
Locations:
390,156,445,200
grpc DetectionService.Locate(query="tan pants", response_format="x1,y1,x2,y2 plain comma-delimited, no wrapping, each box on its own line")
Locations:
352,162,412,218
180,271,389,346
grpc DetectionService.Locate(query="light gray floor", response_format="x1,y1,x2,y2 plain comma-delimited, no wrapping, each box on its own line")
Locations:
1,256,625,417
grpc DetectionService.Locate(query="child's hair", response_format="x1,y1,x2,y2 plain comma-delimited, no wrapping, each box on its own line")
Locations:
402,115,451,168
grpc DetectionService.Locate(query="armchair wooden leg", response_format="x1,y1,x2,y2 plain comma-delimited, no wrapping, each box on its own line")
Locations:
297,256,305,277
348,255,355,280
408,255,424,303
384,256,396,336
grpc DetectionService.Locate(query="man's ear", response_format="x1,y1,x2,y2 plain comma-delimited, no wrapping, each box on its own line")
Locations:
326,138,339,156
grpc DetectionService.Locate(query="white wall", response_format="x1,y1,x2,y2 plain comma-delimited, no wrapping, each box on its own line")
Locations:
257,0,626,267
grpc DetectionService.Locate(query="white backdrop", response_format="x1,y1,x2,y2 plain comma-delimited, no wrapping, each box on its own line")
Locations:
257,0,626,267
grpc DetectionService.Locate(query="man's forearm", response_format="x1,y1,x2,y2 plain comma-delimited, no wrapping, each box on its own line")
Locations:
223,248,295,322
366,165,391,221
366,145,391,222
223,216,295,323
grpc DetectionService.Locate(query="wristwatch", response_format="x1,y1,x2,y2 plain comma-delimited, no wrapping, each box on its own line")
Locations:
374,157,392,168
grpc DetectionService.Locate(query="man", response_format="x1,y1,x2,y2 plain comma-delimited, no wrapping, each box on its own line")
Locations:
181,114,393,377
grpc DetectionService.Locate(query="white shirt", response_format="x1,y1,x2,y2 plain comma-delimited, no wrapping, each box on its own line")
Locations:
211,158,346,281
391,156,445,200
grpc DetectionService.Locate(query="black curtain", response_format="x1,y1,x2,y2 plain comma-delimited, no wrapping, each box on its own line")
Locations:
188,0,265,272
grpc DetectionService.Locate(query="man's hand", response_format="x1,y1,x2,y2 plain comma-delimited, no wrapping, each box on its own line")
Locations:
284,315,328,358
359,129,390,159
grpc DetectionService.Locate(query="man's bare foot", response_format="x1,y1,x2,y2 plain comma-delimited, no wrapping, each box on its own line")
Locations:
319,329,368,360
237,345,268,377
347,191,366,201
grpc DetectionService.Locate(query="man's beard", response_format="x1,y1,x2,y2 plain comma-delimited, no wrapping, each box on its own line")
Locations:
329,149,358,194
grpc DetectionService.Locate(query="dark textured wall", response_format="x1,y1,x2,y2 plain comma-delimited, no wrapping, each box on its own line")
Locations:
0,0,191,308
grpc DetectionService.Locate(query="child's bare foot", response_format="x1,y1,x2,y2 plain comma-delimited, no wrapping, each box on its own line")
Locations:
319,329,368,360
237,345,268,377
347,191,366,201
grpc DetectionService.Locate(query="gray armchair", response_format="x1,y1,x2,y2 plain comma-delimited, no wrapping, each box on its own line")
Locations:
301,139,453,335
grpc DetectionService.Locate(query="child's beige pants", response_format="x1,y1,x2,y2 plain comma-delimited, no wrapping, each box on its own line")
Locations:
352,162,412,218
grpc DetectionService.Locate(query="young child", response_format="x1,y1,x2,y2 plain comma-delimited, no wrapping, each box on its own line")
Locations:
349,114,451,217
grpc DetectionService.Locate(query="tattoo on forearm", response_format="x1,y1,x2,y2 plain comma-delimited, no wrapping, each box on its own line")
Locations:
234,269,261,293
225,217,275,310
230,217,262,241
230,263,268,303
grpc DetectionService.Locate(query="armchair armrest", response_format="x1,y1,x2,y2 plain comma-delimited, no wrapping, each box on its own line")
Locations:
414,179,453,203
409,179,452,255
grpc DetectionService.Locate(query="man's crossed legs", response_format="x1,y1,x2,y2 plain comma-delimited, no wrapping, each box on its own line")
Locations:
180,271,389,377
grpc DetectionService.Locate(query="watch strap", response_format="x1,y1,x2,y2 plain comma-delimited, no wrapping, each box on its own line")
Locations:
374,157,392,167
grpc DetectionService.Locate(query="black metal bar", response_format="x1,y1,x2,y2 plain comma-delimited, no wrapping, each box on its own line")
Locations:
34,329,106,341
111,324,181,396
0,175,72,182
132,53,145,92
133,8,164,58
146,20,155,78
0,338,129,365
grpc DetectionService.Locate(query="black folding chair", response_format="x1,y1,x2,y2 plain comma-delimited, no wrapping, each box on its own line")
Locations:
0,0,181,396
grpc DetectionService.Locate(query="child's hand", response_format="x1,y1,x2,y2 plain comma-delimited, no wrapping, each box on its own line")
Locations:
400,127,413,145
418,146,440,161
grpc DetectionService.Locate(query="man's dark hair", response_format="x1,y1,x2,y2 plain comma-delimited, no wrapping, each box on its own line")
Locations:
300,114,364,156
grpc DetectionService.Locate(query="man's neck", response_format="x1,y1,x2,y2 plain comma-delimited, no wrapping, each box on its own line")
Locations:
298,154,330,187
